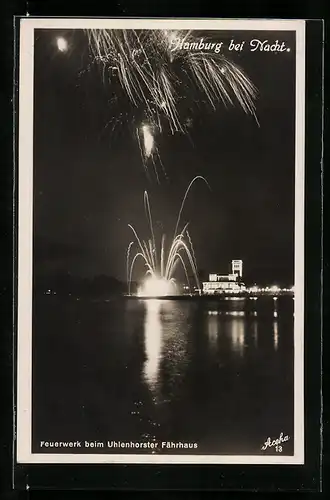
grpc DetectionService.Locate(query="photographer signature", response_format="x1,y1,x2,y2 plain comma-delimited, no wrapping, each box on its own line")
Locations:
261,432,290,452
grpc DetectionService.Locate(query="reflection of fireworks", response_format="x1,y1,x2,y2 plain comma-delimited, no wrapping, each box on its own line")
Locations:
86,29,258,178
144,300,162,391
126,176,209,296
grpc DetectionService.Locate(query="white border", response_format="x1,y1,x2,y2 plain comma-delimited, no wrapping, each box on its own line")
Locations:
17,18,305,465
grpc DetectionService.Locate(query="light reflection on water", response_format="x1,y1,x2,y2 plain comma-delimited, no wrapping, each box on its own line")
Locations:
34,295,294,455
143,300,162,392
207,311,219,345
142,300,191,396
230,317,245,356
253,319,258,346
273,320,279,350
139,297,287,403
202,303,284,356
141,296,286,389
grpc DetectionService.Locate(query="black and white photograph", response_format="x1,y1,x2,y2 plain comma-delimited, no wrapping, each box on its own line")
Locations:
17,18,305,464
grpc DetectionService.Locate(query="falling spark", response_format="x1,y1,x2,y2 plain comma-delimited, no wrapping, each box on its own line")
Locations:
142,124,154,157
136,122,165,183
127,176,210,296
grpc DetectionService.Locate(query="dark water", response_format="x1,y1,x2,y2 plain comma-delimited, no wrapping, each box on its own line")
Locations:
32,295,294,455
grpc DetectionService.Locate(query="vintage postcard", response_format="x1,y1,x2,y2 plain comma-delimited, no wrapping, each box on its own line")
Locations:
17,18,305,464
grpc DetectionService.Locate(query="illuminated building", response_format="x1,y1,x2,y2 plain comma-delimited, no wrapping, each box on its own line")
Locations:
202,260,246,295
231,259,243,278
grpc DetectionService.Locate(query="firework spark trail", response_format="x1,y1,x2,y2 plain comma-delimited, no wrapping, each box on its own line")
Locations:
126,241,134,288
87,29,258,128
144,190,157,266
164,228,195,280
141,125,154,157
187,230,198,273
127,175,210,296
173,175,211,239
136,123,165,183
186,53,258,118
86,29,259,178
173,252,191,290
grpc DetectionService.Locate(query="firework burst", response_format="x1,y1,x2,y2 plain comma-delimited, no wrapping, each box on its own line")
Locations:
86,29,258,127
85,29,258,179
126,176,209,297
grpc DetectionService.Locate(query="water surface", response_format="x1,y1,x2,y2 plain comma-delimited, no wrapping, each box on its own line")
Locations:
32,295,294,455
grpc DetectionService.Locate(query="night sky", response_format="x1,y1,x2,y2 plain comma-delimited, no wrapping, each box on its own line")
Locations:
33,29,296,286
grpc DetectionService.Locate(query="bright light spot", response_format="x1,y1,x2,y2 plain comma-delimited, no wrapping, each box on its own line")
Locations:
142,124,154,158
138,277,173,297
57,37,68,52
226,311,244,317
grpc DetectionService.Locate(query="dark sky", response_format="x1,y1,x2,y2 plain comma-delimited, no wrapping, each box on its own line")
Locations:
33,29,296,285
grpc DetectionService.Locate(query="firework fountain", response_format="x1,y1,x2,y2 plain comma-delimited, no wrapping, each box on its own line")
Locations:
86,29,258,180
126,176,209,297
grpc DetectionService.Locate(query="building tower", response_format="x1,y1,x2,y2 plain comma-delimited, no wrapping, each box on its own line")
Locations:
231,260,243,279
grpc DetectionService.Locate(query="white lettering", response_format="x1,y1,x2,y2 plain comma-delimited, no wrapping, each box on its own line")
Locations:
250,39,287,52
261,433,290,451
